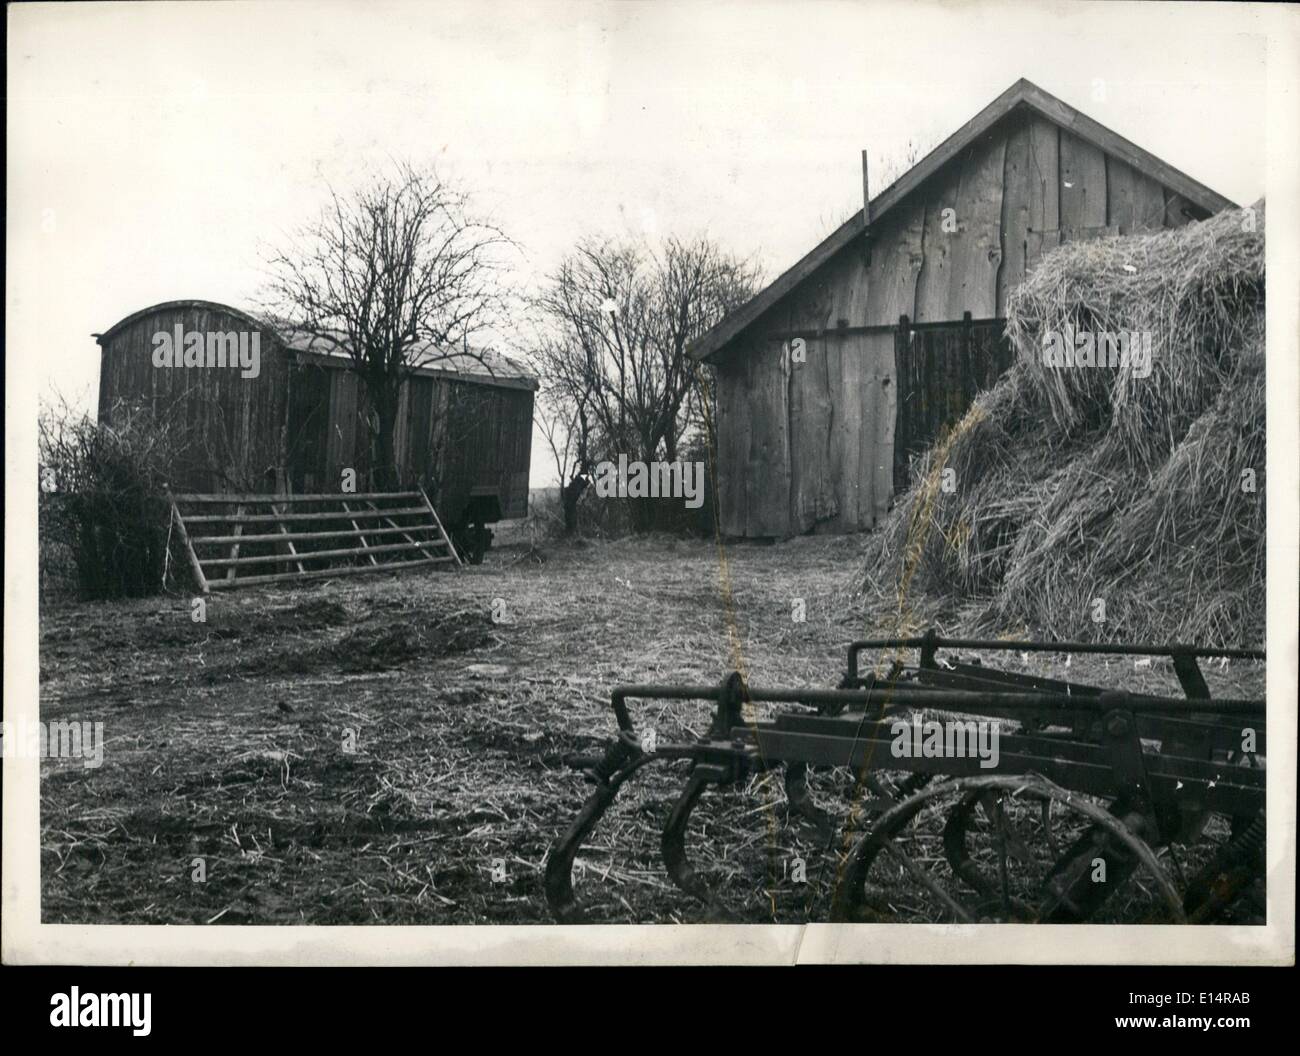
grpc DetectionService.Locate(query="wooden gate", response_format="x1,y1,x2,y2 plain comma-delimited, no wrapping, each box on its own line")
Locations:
168,490,462,593
892,314,1014,490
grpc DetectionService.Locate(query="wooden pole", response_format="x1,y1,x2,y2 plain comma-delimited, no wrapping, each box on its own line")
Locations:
187,524,430,547
167,490,210,595
862,148,871,228
205,557,451,590
204,538,449,568
419,485,463,568
341,500,379,566
181,505,429,525
226,504,244,582
365,499,443,566
271,501,306,573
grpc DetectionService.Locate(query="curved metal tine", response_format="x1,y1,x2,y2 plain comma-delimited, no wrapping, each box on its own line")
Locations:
785,763,834,843
1041,798,1058,856
545,752,655,923
661,765,731,915
544,782,621,923
943,791,995,898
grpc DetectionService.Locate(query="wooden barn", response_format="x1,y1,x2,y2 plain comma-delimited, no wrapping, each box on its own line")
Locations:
94,299,537,532
689,79,1235,539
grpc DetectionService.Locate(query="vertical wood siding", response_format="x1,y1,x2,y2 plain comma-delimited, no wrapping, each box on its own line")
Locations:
713,112,1207,538
97,305,289,493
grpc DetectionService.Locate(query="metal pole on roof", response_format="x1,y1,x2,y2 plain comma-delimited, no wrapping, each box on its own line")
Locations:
862,148,871,229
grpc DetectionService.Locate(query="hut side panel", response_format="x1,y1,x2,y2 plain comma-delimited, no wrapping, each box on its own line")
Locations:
711,111,1211,538
97,304,290,493
438,381,534,522
285,358,332,491
285,364,534,523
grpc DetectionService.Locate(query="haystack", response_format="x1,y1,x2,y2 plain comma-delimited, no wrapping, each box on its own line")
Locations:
861,202,1265,645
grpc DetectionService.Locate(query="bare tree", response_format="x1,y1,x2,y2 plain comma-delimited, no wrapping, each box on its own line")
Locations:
534,234,760,469
263,161,512,488
873,137,931,196
533,385,593,536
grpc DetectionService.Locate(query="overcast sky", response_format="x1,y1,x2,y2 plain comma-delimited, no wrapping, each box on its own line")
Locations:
7,0,1278,485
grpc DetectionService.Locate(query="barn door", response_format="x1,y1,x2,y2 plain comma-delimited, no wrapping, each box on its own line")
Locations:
892,316,1014,491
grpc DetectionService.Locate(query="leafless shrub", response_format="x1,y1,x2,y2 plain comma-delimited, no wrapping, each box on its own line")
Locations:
39,393,193,599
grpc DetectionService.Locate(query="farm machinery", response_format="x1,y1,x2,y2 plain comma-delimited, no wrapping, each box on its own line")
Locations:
545,631,1266,924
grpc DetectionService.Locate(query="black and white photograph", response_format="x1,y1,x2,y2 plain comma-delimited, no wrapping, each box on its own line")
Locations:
4,0,1297,979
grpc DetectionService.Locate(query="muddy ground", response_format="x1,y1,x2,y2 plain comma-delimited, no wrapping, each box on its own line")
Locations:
39,534,1264,924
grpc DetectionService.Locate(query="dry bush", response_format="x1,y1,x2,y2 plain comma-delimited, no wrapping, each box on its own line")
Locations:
39,395,193,600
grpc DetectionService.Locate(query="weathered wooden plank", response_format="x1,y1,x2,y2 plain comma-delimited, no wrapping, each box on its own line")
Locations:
863,330,895,523
913,163,964,324
204,538,446,568
799,334,839,532
1027,115,1060,235
1026,228,1061,272
194,523,436,547
1059,130,1107,232
998,117,1032,313
418,485,464,568
169,497,210,595
834,333,862,530
205,557,449,590
1061,224,1120,242
783,271,839,533
830,246,870,328
1106,157,1167,233
947,134,1007,319
225,505,245,581
324,372,347,481
393,380,411,480
864,205,923,511
713,357,745,536
365,499,449,556
866,201,925,327
341,499,380,566
272,501,306,573
746,336,791,537
175,491,420,503
182,505,430,524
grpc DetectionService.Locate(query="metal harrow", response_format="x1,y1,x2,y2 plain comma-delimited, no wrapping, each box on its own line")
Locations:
545,631,1266,924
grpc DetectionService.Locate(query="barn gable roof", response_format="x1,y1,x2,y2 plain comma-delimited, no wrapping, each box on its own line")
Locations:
688,78,1237,363
95,299,538,391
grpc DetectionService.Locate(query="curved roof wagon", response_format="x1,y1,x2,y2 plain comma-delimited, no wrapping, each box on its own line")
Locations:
95,299,537,566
